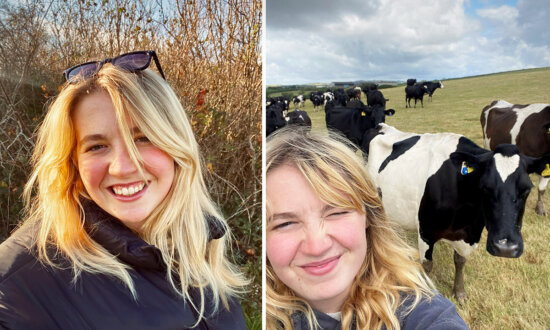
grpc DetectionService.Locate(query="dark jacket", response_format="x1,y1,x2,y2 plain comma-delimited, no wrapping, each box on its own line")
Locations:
291,292,468,330
0,201,246,330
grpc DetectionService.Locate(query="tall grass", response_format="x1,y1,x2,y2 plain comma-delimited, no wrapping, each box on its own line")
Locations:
285,67,550,329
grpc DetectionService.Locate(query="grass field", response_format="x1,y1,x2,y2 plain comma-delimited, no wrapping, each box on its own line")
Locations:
274,67,550,329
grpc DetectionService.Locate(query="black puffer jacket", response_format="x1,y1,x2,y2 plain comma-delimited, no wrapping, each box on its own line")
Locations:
291,292,468,330
0,201,246,329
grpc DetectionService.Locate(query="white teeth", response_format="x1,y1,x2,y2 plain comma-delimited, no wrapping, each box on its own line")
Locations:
112,182,145,196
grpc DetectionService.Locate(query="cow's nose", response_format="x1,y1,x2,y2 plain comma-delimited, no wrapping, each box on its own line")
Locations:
492,238,522,258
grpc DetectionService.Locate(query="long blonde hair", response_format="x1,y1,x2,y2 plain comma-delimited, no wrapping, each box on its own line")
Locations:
22,64,247,321
266,127,434,330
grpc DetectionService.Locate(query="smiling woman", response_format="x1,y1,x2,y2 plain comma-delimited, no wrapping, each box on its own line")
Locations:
265,127,468,330
0,52,247,329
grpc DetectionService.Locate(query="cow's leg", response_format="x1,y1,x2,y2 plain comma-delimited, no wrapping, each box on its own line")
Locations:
418,233,433,273
420,98,424,108
453,251,467,302
535,176,549,216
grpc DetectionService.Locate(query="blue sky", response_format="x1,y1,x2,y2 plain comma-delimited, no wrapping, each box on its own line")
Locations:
266,0,549,85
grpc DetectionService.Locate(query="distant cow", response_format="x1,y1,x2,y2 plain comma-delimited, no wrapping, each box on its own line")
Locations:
266,104,286,136
481,100,550,215
323,91,335,105
405,80,428,108
346,87,361,100
364,123,550,300
418,81,444,101
325,101,394,148
364,85,388,108
332,89,349,106
310,92,324,112
286,109,312,128
292,95,305,108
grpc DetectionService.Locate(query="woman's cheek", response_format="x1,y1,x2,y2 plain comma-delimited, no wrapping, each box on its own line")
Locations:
330,217,367,249
267,232,300,269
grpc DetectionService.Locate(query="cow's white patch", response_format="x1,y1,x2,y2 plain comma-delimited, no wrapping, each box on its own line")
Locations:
439,81,444,88
366,124,461,232
484,137,491,149
494,153,519,182
443,239,478,257
418,232,430,263
507,102,549,144
539,175,549,191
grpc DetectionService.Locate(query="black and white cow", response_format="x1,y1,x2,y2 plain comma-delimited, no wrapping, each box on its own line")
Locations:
323,91,335,105
286,109,312,128
332,89,349,107
292,95,305,108
325,102,394,148
364,85,388,108
364,123,550,300
266,104,286,137
405,81,428,108
346,87,361,100
310,92,324,112
481,100,550,216
418,81,444,101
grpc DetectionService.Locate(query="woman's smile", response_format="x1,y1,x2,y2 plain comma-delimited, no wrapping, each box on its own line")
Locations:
109,181,148,199
299,255,341,276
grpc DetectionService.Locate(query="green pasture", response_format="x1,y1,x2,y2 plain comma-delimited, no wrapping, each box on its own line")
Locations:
276,67,550,329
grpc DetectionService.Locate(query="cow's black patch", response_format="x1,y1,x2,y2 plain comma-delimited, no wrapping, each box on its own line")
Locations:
378,136,421,173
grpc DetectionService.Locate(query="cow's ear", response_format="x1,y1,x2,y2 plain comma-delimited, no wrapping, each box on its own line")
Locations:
385,109,395,117
525,152,550,177
450,151,483,175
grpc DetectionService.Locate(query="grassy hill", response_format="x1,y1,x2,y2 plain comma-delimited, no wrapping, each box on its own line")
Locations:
281,67,550,329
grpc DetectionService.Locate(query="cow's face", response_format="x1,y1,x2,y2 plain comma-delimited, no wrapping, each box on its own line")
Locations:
454,145,530,258
266,106,287,136
479,153,531,258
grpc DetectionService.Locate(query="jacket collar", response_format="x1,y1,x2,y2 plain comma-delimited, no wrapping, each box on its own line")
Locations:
292,309,349,330
81,199,166,271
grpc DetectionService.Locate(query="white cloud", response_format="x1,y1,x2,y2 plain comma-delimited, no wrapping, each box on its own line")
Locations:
476,5,518,22
266,0,550,85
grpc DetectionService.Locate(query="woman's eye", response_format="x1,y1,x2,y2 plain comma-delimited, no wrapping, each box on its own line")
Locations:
272,221,295,230
87,144,106,152
135,136,151,143
327,211,349,217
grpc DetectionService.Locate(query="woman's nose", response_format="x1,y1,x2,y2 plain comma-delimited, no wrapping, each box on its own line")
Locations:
300,225,333,256
109,146,138,176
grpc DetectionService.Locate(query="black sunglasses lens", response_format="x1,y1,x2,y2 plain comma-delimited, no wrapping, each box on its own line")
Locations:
113,53,151,71
67,63,100,83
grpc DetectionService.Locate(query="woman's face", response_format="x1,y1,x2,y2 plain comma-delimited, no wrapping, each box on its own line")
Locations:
73,90,175,231
266,164,367,313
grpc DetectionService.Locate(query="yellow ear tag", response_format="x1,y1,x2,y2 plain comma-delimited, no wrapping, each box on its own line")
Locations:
361,112,366,116
461,161,474,175
542,164,550,177
547,127,550,134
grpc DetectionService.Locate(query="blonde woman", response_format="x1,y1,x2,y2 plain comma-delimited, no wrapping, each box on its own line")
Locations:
0,51,247,329
266,127,467,329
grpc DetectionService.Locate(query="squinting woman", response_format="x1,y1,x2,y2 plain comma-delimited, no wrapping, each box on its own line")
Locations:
266,127,468,329
0,51,247,329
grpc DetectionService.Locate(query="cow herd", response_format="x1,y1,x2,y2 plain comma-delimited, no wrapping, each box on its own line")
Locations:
266,81,550,301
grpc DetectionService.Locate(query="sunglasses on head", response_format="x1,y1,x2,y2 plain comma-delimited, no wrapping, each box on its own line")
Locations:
64,50,166,84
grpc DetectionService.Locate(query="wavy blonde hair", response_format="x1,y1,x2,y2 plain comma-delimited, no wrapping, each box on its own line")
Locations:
266,127,434,330
22,64,247,322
